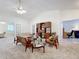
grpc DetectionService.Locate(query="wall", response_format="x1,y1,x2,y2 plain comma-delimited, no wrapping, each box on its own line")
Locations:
61,9,79,21
0,23,7,33
30,9,79,43
0,17,30,37
13,18,29,33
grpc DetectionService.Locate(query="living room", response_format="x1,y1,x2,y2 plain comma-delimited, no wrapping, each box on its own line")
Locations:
0,0,79,59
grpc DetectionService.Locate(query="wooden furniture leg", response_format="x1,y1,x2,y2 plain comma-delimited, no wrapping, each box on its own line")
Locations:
43,46,45,53
25,46,27,52
32,47,33,53
14,37,18,45
14,38,16,43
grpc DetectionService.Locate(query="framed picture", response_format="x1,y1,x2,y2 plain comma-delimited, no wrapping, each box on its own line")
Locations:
63,19,79,39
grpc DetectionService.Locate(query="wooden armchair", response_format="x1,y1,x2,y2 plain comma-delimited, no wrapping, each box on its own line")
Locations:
44,33,51,43
53,36,59,49
46,34,59,49
24,37,32,52
14,36,32,52
14,36,22,45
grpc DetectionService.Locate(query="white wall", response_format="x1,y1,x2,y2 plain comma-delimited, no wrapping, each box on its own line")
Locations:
0,17,30,37
30,9,79,43
0,23,7,33
14,18,30,33
61,9,79,21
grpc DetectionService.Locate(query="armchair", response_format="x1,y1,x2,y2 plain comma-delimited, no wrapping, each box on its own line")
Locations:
47,33,59,49
14,36,32,52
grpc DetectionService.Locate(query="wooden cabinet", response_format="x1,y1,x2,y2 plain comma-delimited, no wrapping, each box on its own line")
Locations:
36,22,51,38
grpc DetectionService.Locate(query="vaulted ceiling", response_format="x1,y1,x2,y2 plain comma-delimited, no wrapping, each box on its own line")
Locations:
0,0,79,21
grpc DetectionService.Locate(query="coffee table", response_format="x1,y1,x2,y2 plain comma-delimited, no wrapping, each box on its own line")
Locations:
32,44,45,53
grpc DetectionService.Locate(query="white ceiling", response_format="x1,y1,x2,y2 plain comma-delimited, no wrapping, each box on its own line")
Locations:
0,0,79,21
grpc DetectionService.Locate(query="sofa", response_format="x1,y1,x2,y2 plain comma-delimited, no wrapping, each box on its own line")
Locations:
0,32,6,38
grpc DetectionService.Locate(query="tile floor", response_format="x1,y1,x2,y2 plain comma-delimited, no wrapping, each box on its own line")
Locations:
0,37,79,59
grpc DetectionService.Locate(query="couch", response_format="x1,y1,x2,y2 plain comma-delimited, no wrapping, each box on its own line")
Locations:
0,32,6,38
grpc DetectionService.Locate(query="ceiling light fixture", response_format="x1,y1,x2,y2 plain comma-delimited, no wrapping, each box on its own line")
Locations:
16,0,26,14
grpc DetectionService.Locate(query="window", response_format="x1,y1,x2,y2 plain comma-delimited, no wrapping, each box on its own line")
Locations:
8,24,14,32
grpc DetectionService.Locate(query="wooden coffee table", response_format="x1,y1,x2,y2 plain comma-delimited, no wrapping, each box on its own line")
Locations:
32,44,45,53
